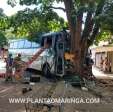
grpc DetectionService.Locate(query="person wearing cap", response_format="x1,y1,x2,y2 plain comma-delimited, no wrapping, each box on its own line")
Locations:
5,53,13,81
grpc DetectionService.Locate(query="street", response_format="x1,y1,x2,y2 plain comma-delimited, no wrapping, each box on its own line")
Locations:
92,66,113,79
0,60,113,112
0,77,113,112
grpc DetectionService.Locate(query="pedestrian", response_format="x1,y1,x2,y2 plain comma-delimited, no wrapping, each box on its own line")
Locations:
103,57,109,72
100,57,104,71
107,61,111,72
5,53,13,81
13,53,22,80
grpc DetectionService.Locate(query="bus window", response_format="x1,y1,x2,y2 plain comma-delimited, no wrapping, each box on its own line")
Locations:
9,42,14,49
24,40,32,48
47,36,52,46
31,42,39,48
13,41,18,49
18,40,24,48
41,36,52,47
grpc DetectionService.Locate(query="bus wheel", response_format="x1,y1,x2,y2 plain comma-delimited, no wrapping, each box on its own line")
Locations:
42,63,51,78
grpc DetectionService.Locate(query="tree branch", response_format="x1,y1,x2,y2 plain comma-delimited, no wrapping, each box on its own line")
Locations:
88,0,106,46
81,11,93,43
88,25,99,46
81,0,96,44
63,0,77,52
49,6,66,12
63,0,76,30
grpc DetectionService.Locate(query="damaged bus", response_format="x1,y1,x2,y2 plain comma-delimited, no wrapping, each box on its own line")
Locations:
9,30,71,77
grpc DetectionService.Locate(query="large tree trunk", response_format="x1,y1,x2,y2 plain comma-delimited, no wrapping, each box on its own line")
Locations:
63,0,106,78
63,0,91,75
64,0,85,74
73,14,84,74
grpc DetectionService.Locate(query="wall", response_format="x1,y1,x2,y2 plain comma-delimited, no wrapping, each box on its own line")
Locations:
95,52,106,68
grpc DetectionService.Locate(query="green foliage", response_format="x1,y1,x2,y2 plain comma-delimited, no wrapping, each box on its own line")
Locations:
0,31,7,47
48,20,62,32
0,8,9,31
0,17,9,31
94,31,111,45
0,4,67,41
6,0,113,44
99,1,113,33
92,0,113,45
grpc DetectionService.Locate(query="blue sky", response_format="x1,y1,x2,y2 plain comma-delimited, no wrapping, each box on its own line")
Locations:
0,0,67,21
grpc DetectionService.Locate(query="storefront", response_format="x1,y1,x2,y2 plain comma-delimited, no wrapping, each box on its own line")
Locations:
92,45,113,72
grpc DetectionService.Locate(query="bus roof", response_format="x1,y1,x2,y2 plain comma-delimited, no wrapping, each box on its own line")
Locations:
9,39,26,43
41,30,70,37
41,32,62,37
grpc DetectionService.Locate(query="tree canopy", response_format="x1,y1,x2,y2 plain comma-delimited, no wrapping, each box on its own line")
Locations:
0,1,67,42
3,0,113,73
93,0,113,45
0,31,7,47
6,0,113,44
0,8,8,47
0,8,9,31
9,8,67,41
99,0,113,33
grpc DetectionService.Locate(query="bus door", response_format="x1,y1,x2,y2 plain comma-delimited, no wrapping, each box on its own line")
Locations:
55,41,65,76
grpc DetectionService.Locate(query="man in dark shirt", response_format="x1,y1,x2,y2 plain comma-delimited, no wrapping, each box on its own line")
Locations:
5,53,13,81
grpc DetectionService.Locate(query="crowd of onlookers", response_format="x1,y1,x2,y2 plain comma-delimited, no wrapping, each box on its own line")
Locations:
0,47,24,81
100,57,111,72
5,53,23,81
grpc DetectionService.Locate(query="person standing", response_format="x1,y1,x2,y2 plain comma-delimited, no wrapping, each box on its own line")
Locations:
5,53,13,81
103,57,109,72
100,57,104,71
13,53,22,80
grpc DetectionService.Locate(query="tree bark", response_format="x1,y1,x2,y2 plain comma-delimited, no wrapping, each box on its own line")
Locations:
63,0,105,76
64,0,84,74
63,0,76,52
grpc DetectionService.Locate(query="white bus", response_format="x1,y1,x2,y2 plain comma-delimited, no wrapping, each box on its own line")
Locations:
9,39,44,71
9,30,70,77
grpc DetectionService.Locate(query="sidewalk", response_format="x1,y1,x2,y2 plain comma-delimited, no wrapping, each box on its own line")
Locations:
92,66,113,79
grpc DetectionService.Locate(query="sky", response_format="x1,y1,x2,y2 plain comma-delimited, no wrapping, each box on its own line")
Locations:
0,0,67,21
